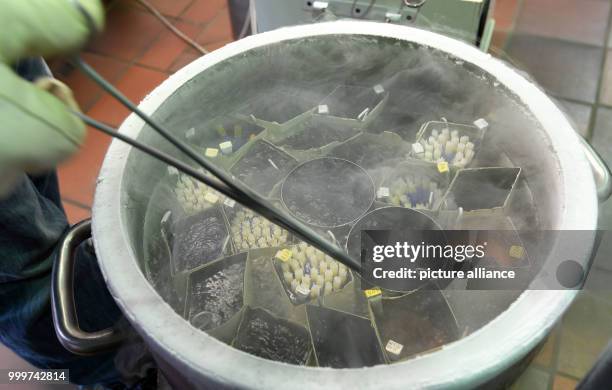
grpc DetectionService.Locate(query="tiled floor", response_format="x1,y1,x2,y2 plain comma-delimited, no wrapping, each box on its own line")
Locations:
495,0,612,389
505,35,604,103
5,0,612,388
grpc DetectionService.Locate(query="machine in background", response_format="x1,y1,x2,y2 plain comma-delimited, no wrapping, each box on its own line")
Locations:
228,0,495,51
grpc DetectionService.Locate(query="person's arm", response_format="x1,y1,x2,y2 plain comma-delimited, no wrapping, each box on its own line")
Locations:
0,1,128,386
0,0,104,195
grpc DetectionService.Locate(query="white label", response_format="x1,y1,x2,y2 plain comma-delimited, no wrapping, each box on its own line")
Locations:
412,142,425,155
219,141,233,154
224,198,236,208
377,187,390,198
312,1,328,10
385,340,404,356
318,104,329,114
373,84,385,94
473,118,489,130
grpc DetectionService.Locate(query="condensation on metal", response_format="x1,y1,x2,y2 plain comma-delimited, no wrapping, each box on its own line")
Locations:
92,21,597,389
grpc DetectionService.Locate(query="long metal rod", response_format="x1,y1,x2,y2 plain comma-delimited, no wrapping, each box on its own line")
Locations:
73,57,361,271
75,112,236,196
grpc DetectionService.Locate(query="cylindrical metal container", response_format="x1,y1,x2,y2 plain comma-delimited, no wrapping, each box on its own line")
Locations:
59,21,607,389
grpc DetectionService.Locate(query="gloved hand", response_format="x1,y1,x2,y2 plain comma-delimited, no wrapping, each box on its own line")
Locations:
0,0,105,196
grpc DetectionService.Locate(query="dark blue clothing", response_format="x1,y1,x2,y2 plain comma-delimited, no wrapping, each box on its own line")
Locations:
0,58,123,386
0,172,123,386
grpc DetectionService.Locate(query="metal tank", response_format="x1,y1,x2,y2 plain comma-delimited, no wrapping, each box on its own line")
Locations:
52,21,611,389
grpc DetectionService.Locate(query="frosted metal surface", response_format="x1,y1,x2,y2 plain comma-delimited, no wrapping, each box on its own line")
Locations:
123,34,557,368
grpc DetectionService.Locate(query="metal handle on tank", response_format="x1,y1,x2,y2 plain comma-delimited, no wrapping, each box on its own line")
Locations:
51,219,126,355
580,136,612,201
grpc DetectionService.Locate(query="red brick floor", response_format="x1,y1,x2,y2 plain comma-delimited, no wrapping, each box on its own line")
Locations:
51,0,233,223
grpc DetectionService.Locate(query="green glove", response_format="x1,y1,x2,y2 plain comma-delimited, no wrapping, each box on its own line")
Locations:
0,0,105,196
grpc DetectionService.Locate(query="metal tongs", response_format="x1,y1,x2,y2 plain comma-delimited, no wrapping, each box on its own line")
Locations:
72,57,362,272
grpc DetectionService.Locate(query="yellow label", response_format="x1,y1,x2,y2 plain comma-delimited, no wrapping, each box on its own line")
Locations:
385,339,404,356
509,245,525,259
205,148,219,158
204,193,219,204
364,288,382,298
437,161,449,173
275,249,292,262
